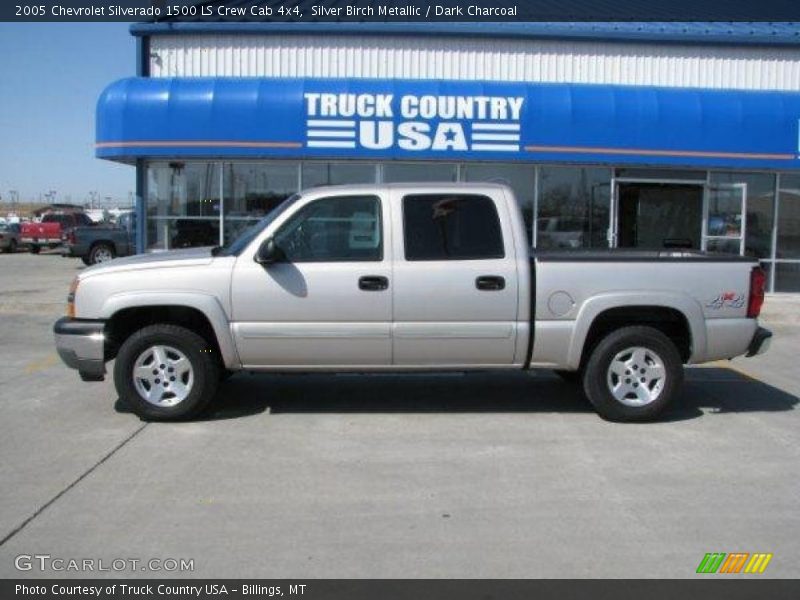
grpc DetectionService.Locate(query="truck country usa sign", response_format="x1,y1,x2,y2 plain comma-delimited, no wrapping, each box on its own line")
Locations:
303,93,524,153
95,77,800,170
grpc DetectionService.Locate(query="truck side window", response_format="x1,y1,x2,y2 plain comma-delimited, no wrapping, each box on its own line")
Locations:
402,194,505,261
274,195,382,262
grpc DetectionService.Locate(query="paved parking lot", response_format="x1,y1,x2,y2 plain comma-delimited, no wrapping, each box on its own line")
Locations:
0,251,798,578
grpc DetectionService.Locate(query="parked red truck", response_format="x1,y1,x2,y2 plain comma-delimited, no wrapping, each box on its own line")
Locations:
20,212,94,253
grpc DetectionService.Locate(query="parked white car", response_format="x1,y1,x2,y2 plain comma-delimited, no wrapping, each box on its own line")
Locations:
54,183,771,422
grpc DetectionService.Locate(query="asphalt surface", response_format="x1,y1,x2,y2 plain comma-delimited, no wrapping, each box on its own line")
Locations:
0,251,798,578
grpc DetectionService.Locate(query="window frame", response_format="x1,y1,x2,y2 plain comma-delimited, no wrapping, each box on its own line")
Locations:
272,194,384,264
401,193,506,262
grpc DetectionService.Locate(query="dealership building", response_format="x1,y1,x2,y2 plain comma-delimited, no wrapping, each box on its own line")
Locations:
97,20,800,291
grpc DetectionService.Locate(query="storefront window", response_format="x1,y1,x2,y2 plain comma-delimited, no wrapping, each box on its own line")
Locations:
710,172,775,259
536,166,611,249
383,162,458,183
146,217,220,251
775,262,800,292
146,162,221,250
464,163,535,244
777,174,800,259
302,163,377,187
222,162,300,244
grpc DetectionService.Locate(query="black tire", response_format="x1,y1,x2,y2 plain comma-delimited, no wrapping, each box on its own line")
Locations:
80,256,91,266
89,242,115,265
29,245,40,254
114,324,220,421
7,239,17,253
553,369,582,383
582,325,683,422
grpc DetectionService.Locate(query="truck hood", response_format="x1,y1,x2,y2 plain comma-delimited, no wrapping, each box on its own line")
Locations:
80,246,216,277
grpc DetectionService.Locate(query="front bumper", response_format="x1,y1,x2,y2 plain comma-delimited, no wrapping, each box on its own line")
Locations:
53,317,107,381
746,326,773,357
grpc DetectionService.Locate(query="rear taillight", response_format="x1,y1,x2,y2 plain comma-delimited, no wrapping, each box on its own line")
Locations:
747,266,766,318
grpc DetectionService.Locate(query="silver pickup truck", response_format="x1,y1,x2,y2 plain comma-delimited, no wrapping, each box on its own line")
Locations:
53,183,771,422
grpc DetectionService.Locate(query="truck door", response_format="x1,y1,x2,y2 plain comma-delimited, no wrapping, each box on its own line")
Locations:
230,193,392,367
390,190,519,366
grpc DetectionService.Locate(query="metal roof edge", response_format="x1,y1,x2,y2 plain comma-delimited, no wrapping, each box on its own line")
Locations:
128,21,800,47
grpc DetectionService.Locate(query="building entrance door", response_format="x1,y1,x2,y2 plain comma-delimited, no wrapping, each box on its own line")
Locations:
614,182,704,250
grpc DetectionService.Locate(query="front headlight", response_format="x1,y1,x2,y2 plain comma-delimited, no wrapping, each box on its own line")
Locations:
66,277,79,318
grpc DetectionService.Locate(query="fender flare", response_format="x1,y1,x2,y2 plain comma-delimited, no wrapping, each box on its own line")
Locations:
100,291,241,369
566,291,707,369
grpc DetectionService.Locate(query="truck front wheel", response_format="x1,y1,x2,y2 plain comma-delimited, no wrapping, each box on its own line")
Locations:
583,326,683,422
114,324,219,421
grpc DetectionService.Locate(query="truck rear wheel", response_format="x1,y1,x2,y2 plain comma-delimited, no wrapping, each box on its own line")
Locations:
114,324,219,421
29,245,40,254
583,326,682,422
89,243,115,265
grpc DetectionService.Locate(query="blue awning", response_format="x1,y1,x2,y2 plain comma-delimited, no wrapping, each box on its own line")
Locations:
96,77,800,170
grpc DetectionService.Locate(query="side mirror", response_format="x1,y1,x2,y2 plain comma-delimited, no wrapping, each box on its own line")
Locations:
254,237,285,265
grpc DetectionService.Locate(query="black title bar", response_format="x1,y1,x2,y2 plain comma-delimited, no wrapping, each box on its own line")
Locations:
4,0,800,22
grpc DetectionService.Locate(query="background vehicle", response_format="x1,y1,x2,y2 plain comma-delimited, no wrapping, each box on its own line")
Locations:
21,211,94,254
62,212,136,265
0,223,21,253
54,183,771,422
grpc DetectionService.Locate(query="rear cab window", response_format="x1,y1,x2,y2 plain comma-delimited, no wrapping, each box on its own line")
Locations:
401,193,505,261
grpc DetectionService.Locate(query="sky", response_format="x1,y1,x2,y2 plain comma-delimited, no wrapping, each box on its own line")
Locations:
0,23,135,206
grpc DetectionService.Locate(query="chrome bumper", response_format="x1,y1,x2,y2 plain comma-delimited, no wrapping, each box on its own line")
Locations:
53,317,107,381
746,326,772,357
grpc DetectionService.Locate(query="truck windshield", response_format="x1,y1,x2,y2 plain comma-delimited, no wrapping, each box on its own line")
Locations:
214,194,302,257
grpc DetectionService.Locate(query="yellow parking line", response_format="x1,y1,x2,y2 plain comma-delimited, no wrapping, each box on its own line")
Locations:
24,354,58,374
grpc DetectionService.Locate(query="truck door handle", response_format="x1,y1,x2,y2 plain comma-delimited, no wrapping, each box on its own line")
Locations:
476,275,505,291
359,275,389,291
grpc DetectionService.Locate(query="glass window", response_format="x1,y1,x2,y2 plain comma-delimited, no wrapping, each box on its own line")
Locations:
402,194,504,261
777,174,800,259
146,162,222,250
302,163,377,188
147,162,221,218
146,217,219,251
616,168,705,181
775,262,800,292
223,162,299,245
537,166,611,249
464,163,535,245
383,162,458,183
274,196,382,262
710,172,775,259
